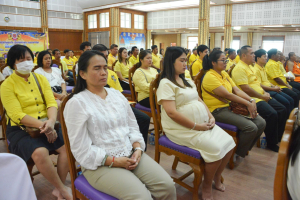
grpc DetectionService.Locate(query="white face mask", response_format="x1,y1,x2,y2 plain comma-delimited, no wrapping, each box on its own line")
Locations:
16,60,34,75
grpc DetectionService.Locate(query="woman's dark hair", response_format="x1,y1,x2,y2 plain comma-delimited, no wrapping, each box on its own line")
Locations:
117,47,129,64
289,126,300,166
71,50,107,97
37,50,53,68
7,44,34,70
202,50,224,71
136,50,151,68
159,46,192,88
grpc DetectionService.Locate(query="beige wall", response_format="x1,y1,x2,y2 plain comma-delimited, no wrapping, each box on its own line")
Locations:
152,34,178,50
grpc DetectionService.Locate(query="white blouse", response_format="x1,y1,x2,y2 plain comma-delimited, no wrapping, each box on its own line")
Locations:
64,88,145,170
3,66,13,78
34,67,65,87
287,154,300,200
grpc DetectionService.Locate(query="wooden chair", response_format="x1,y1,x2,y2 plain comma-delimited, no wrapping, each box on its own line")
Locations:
227,63,236,77
190,60,197,81
31,65,39,72
160,58,164,71
72,64,77,85
195,69,240,169
128,64,152,118
150,74,224,200
274,108,298,200
60,96,117,200
111,60,118,72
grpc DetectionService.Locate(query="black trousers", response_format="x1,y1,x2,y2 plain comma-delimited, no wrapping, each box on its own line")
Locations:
119,79,130,90
131,107,150,151
256,99,287,146
139,97,151,108
289,81,300,92
282,88,300,108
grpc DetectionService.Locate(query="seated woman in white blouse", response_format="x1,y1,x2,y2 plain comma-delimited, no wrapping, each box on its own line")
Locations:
64,50,176,200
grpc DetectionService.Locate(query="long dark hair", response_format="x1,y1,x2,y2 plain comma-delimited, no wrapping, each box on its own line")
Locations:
37,50,53,68
202,50,224,71
136,50,151,68
70,50,107,98
117,47,129,64
289,126,300,166
159,46,192,88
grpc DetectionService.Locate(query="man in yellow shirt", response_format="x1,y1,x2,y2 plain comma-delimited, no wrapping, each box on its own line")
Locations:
235,49,240,63
225,49,236,71
191,45,208,78
62,49,75,71
265,48,300,109
151,45,161,71
254,49,294,113
70,50,78,63
188,49,197,66
107,44,118,70
129,46,139,66
53,49,74,86
225,48,229,58
231,45,286,152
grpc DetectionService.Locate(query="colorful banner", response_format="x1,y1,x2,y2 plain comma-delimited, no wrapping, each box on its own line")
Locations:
119,32,146,50
0,31,46,56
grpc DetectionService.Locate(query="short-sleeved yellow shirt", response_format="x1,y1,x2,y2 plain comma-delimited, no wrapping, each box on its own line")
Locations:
33,57,37,65
253,63,272,87
231,60,264,102
185,69,191,79
192,59,203,76
152,53,161,69
265,59,288,89
226,58,236,71
62,57,75,70
189,54,197,65
278,61,287,75
234,55,240,64
0,72,58,126
202,69,236,112
129,55,139,66
132,67,158,102
108,54,117,67
71,56,78,63
114,61,131,79
107,69,123,92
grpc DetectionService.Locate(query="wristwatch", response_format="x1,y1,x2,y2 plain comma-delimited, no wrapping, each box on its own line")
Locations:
249,99,255,103
133,147,144,155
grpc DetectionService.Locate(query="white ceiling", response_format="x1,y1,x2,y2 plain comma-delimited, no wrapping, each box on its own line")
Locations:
79,0,277,12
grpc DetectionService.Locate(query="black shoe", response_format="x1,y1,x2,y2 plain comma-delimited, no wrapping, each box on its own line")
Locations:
267,144,279,152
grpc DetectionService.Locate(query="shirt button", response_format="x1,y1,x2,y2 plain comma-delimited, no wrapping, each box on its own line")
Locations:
37,104,39,106
39,111,41,113
31,90,33,92
35,98,37,100
28,82,30,84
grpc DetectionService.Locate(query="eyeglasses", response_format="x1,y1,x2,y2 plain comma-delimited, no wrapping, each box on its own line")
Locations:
217,59,229,64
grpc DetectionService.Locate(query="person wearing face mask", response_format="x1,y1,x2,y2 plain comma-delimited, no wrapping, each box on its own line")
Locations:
0,45,72,200
132,50,158,108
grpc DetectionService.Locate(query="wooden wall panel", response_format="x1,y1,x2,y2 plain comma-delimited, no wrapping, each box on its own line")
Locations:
49,30,83,55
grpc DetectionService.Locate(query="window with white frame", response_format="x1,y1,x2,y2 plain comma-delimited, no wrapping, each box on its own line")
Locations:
262,36,284,52
121,12,131,28
188,37,198,51
88,14,97,29
100,12,109,28
221,36,240,51
134,14,144,29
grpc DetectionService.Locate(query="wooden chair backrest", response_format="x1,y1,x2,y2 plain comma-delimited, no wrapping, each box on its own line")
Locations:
0,64,8,73
187,54,191,65
194,69,206,99
228,63,236,77
112,60,118,71
60,95,81,196
0,80,9,152
72,64,77,85
31,65,39,72
274,109,297,200
160,58,164,71
149,74,164,144
52,60,66,80
128,64,139,101
190,60,197,80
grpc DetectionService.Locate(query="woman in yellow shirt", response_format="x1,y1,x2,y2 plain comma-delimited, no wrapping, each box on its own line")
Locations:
33,51,39,65
1,45,72,200
114,47,132,90
201,50,266,158
132,50,158,108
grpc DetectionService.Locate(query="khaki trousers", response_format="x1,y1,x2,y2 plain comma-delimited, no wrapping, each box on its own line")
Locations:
82,154,176,200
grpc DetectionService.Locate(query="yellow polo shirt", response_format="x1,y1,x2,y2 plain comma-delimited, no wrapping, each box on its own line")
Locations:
192,59,203,76
62,57,75,70
132,68,158,102
129,55,139,66
226,58,236,71
114,61,131,79
71,56,78,63
108,54,117,67
235,55,240,63
0,72,57,126
278,61,287,75
265,59,288,89
202,69,236,112
107,69,123,92
52,56,55,60
33,57,37,65
189,54,197,65
253,63,272,87
231,60,264,102
152,53,161,69
185,69,191,79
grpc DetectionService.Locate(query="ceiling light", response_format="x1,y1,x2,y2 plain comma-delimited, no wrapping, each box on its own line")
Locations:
210,1,216,4
233,26,241,30
188,28,198,30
